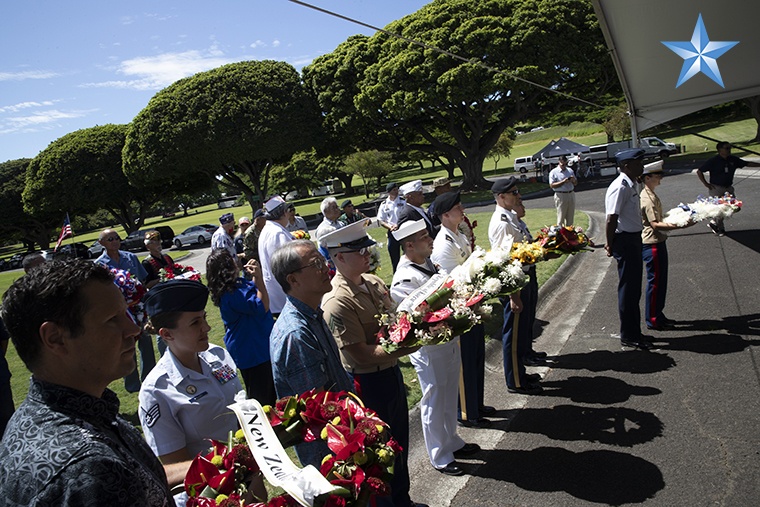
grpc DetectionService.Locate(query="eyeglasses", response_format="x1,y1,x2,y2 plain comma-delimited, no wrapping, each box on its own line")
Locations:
291,257,328,274
502,189,520,196
338,247,371,256
104,236,121,242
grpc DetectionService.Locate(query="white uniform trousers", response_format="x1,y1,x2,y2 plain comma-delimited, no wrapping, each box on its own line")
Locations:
410,337,465,468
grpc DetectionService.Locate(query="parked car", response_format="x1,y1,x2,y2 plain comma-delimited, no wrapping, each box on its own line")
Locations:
173,224,217,248
121,226,175,252
513,156,535,174
55,242,90,260
8,254,24,270
88,240,105,259
0,259,7,271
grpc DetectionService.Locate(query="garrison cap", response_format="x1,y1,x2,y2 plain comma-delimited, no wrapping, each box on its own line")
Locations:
219,213,235,225
144,279,209,317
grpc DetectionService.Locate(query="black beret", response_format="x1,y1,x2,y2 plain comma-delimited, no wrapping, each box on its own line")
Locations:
144,279,209,317
491,177,517,194
341,199,353,209
431,190,461,217
386,182,399,192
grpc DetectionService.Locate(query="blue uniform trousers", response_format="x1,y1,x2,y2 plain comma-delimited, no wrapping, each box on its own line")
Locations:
124,330,156,393
612,232,643,341
501,268,537,389
458,323,485,421
643,241,668,328
352,365,411,507
387,230,401,272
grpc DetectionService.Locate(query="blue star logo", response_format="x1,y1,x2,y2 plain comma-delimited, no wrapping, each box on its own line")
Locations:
661,13,739,88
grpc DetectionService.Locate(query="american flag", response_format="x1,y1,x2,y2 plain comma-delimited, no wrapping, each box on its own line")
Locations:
54,213,73,251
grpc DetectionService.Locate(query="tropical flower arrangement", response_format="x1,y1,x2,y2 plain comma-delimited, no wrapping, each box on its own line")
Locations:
510,241,546,265
159,262,202,282
110,268,147,326
184,390,399,507
664,193,744,227
535,225,592,255
184,431,260,506
377,273,483,353
291,230,311,240
449,246,529,301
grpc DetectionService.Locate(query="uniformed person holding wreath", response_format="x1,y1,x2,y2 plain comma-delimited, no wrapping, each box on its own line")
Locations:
390,219,480,477
321,220,427,507
430,191,495,427
488,177,545,395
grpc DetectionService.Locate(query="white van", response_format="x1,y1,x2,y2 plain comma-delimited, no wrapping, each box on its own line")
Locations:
513,156,534,173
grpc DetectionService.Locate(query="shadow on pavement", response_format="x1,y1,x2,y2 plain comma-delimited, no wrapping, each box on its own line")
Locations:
490,405,663,447
668,313,760,336
723,229,760,254
536,376,662,405
468,446,664,505
550,349,677,374
650,333,760,354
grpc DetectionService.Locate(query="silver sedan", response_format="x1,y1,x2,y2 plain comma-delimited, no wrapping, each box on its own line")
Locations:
172,224,217,248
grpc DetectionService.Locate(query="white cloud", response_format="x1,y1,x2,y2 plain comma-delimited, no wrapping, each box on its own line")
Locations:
80,49,235,90
272,39,281,48
0,109,93,134
250,40,266,49
0,70,59,82
0,101,56,114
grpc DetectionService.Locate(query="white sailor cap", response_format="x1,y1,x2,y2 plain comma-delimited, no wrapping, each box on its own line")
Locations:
399,179,423,196
392,219,426,242
642,160,664,176
264,196,286,212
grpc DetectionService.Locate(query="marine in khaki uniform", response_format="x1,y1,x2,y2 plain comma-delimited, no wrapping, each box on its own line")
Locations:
321,220,427,507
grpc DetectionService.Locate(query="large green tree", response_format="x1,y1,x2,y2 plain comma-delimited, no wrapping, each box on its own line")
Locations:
123,60,320,211
0,158,53,249
307,0,614,189
343,150,394,198
23,124,156,234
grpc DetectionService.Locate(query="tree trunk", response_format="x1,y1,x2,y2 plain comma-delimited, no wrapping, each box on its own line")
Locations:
458,156,490,190
335,173,353,195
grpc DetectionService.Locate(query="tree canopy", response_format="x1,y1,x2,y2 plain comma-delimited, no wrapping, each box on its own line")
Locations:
123,60,321,211
23,124,155,234
0,158,53,249
307,0,614,189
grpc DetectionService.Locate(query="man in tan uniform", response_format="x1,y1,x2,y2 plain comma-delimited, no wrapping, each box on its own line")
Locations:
321,220,427,507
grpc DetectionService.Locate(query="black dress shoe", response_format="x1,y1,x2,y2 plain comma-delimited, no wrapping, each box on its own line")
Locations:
411,503,430,507
479,405,496,416
453,443,481,458
507,383,543,395
436,462,464,476
458,417,492,428
523,356,547,367
525,372,541,382
621,338,654,350
531,350,548,358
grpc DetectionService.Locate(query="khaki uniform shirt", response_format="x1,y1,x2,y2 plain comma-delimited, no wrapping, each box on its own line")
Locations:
322,271,397,374
640,186,668,244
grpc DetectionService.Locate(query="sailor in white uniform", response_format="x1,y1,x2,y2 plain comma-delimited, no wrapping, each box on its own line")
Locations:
390,220,478,477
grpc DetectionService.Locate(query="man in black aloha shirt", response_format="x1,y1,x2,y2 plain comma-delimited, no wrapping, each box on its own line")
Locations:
0,260,174,506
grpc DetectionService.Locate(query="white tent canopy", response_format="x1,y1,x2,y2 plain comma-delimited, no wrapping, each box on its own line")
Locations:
591,0,760,135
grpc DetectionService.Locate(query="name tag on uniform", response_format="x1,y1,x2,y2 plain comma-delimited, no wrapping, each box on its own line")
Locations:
212,364,237,384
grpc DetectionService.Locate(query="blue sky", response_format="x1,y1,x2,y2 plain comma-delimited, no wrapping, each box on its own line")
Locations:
0,0,429,162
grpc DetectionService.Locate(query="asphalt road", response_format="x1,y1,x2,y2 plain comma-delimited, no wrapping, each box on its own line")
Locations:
406,165,760,506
